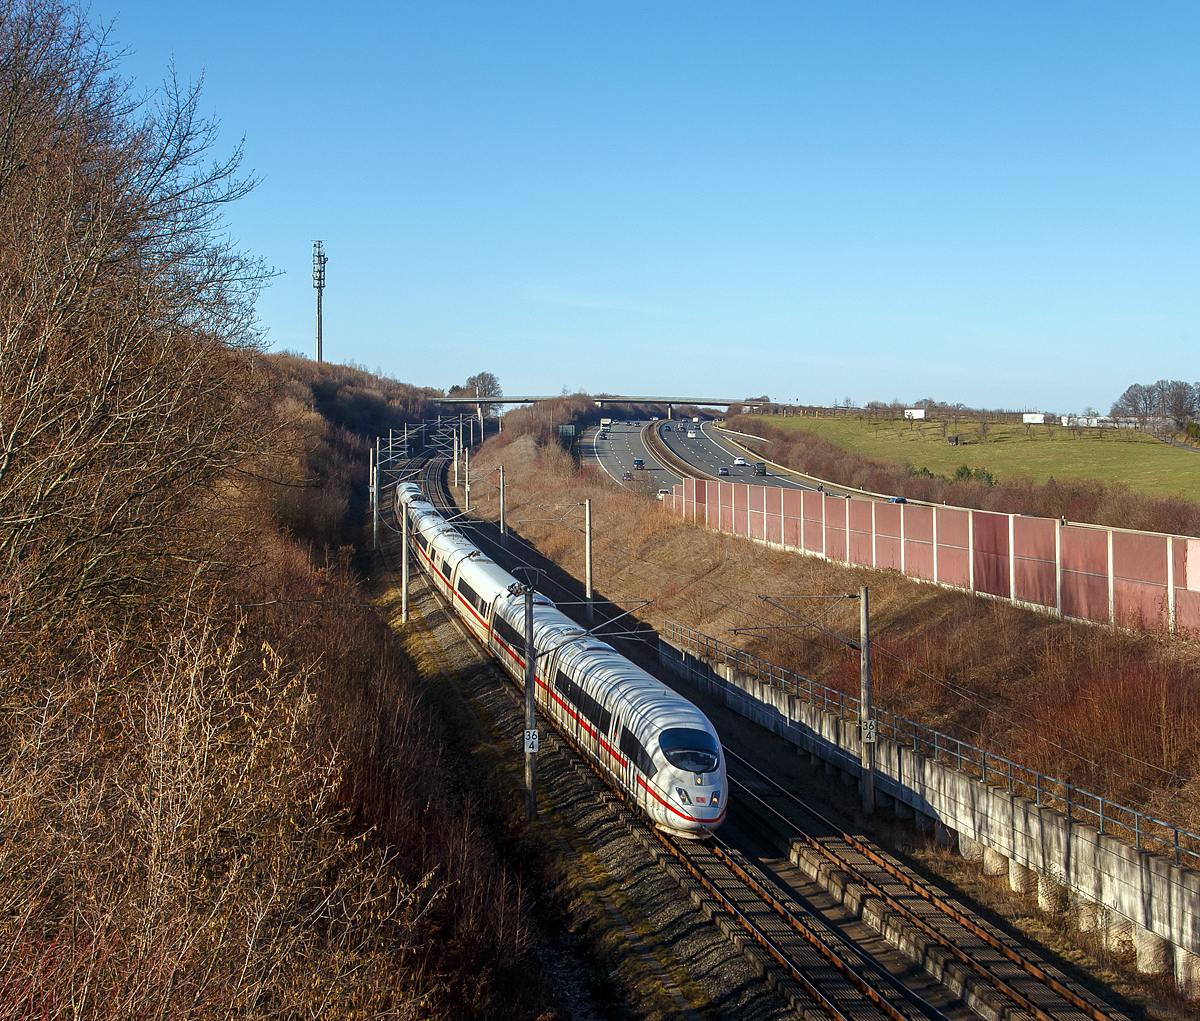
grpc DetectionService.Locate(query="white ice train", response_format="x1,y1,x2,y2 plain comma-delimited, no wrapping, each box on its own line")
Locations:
397,482,727,838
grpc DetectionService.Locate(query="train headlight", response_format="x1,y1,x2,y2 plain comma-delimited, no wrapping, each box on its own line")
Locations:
710,790,720,807
674,787,693,806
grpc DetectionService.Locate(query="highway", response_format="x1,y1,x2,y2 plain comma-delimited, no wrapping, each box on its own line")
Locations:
582,420,681,495
653,421,813,490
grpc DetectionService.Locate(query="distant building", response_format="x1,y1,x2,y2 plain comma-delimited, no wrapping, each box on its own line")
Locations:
1059,415,1139,429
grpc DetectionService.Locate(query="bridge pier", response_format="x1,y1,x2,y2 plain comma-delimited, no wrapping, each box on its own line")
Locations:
1103,911,1134,954
1074,894,1101,932
958,834,985,862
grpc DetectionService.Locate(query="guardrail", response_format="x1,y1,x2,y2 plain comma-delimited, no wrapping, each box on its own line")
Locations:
663,619,1200,869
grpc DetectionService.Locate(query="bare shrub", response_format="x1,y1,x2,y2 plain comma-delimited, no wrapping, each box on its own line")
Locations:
0,6,562,1015
0,610,439,1019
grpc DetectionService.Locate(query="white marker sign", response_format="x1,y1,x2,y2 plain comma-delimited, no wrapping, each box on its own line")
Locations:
524,729,539,753
861,719,877,744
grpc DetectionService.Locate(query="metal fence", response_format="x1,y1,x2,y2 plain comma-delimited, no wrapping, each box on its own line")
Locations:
663,620,1200,869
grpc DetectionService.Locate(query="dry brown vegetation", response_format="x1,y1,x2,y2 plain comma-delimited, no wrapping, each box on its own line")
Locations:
466,430,1200,849
0,6,561,1017
728,415,1200,537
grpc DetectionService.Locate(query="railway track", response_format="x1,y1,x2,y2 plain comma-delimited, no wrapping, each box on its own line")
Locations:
383,434,1129,1021
723,752,1131,1021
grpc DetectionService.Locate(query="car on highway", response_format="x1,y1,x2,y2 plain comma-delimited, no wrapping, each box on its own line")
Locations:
662,424,671,431
888,496,907,504
733,457,746,466
718,466,730,476
753,462,767,475
621,471,633,481
687,430,697,438
657,489,672,500
633,458,644,470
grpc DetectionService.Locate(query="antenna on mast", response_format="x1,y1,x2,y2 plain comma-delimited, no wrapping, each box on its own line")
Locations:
312,241,328,362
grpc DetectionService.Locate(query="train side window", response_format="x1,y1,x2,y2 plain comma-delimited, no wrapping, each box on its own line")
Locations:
457,578,485,614
555,670,611,734
493,614,525,655
620,727,654,775
415,532,428,551
440,558,453,581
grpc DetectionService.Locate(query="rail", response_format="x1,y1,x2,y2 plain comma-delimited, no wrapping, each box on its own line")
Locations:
662,620,1200,869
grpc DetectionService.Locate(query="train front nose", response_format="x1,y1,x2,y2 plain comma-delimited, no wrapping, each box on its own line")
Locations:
669,769,726,833
658,726,727,836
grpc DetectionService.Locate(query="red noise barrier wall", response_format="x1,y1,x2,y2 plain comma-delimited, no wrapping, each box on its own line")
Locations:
667,481,1200,632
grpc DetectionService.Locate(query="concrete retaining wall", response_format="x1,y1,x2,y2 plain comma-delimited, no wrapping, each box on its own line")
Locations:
660,637,1200,995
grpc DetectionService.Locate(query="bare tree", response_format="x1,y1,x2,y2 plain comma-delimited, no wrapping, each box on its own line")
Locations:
1111,383,1154,429
1157,379,1196,429
1112,380,1197,432
465,370,502,416
0,1,273,645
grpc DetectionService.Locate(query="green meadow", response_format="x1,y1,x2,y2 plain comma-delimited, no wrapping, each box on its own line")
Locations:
742,414,1200,502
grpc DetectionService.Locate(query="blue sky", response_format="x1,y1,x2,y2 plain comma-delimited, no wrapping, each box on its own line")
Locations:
105,2,1199,412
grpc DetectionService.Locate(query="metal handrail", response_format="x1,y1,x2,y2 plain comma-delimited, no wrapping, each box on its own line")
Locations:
662,619,1200,869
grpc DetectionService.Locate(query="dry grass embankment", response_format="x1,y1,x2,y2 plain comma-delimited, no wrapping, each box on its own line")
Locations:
726,415,1200,537
3,367,565,1019
466,430,1200,845
0,8,562,1016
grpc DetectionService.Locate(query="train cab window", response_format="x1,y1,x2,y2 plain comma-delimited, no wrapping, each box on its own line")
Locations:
659,728,719,773
620,728,655,776
554,670,611,734
493,615,525,656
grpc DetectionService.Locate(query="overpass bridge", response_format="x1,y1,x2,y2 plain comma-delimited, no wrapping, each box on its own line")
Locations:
437,394,745,416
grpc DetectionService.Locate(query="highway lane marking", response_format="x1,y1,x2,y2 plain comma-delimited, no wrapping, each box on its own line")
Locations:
585,426,626,486
703,423,818,492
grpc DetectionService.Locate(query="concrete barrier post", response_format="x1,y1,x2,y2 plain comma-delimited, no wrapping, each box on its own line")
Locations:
1135,925,1171,975
1009,859,1036,894
983,847,1008,876
1175,947,1200,1000
1037,873,1068,914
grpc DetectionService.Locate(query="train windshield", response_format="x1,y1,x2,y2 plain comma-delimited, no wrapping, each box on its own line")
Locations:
659,728,720,773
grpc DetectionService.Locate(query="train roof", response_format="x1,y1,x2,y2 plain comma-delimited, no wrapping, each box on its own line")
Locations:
456,554,519,595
